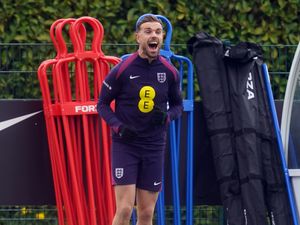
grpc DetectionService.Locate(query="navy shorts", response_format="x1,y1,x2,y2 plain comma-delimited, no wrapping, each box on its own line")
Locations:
111,141,165,192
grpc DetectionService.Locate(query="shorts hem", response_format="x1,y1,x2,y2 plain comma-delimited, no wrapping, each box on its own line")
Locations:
113,182,136,186
136,184,161,193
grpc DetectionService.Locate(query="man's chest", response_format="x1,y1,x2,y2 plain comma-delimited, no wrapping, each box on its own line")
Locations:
121,67,170,97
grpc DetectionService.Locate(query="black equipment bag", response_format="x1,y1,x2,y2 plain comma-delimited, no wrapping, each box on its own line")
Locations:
188,32,293,225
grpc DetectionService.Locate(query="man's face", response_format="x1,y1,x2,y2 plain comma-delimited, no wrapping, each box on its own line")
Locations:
136,21,163,60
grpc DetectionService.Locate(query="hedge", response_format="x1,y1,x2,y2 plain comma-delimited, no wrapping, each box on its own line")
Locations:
0,0,299,99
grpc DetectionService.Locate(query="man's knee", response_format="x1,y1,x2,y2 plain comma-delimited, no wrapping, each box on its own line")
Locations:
138,207,155,222
116,205,133,221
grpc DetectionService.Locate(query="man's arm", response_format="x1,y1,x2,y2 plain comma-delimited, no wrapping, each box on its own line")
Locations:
167,72,183,122
97,66,122,133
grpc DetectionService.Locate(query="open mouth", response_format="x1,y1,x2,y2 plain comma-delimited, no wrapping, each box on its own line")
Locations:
148,41,158,50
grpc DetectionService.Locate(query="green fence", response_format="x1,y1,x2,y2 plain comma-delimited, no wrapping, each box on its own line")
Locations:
0,43,298,99
0,205,223,225
0,206,57,225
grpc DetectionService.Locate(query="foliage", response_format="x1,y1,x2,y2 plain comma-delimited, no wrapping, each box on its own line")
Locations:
0,0,299,99
0,205,223,224
0,205,57,225
154,205,224,224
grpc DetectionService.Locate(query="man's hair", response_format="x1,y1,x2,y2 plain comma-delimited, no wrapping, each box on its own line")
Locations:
135,14,163,32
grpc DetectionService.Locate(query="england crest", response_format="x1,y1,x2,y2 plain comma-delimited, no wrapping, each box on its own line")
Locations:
157,72,166,83
115,168,124,179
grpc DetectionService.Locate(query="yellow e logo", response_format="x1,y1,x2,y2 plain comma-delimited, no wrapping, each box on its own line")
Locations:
138,86,155,113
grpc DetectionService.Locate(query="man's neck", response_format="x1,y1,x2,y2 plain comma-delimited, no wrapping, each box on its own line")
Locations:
138,49,157,63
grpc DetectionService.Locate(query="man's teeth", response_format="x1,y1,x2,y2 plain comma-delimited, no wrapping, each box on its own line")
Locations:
149,42,158,49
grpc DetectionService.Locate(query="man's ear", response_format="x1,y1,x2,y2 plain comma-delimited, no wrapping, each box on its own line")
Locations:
135,32,140,44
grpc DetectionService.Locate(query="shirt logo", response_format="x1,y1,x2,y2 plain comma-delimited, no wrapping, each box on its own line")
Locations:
154,181,161,186
138,86,155,113
157,73,166,83
115,168,124,179
129,75,140,79
103,80,112,90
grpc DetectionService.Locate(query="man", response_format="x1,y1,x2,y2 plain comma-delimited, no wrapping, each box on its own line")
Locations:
97,14,183,225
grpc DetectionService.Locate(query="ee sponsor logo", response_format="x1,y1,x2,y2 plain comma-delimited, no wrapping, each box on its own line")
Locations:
138,86,155,113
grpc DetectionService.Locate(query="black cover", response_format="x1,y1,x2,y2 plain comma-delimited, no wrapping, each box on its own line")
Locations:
0,100,55,205
188,32,293,225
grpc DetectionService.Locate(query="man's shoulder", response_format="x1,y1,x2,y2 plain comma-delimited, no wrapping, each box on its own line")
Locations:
158,56,179,80
115,52,139,78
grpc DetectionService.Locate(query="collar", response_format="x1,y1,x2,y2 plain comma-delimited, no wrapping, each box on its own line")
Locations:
136,51,160,65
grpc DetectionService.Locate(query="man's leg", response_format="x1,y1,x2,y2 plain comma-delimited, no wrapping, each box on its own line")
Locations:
136,188,159,225
112,184,136,225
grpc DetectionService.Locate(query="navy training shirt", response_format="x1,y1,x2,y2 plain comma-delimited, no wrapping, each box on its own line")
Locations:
97,52,183,146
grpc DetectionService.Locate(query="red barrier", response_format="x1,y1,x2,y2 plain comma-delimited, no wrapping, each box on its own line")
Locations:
38,16,120,225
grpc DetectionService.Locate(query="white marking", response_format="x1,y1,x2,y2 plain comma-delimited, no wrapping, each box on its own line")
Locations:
130,75,140,79
115,168,124,179
103,80,112,90
75,105,97,113
0,111,42,132
154,181,161,186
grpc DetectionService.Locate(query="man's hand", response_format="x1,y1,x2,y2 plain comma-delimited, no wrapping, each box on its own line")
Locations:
151,107,168,125
118,125,138,140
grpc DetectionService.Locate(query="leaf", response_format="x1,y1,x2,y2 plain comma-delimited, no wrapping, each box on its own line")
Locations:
14,35,27,41
241,0,252,13
270,35,278,43
37,34,50,41
277,0,286,8
253,27,264,35
271,49,278,59
177,14,185,20
127,8,137,21
274,76,280,83
0,24,3,33
176,4,186,13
